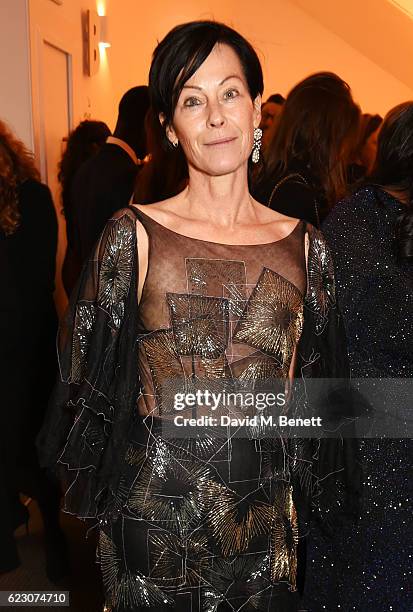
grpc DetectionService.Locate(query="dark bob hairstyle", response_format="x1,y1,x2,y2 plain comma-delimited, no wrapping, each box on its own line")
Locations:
149,21,264,137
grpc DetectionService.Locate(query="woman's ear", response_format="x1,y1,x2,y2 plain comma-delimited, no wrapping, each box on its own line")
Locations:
253,94,262,129
159,113,178,147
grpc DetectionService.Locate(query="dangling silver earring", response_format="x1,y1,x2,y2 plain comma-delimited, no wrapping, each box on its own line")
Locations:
172,140,179,149
251,127,262,163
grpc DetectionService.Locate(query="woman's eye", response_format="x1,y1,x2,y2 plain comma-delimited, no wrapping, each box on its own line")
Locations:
224,88,239,100
183,97,202,107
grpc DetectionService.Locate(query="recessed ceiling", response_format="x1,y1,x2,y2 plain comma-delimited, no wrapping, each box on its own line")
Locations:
390,1,413,18
290,0,413,91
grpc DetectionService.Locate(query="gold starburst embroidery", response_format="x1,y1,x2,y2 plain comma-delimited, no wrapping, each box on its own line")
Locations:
141,329,184,415
233,268,303,374
98,213,134,328
167,293,230,359
99,531,120,597
71,302,96,382
230,351,285,382
269,485,298,589
306,227,336,334
99,530,174,608
149,530,208,587
200,554,271,608
185,258,247,317
128,446,213,530
206,482,274,557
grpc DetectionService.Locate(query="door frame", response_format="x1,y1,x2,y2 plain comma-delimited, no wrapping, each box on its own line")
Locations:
31,26,73,182
28,7,76,315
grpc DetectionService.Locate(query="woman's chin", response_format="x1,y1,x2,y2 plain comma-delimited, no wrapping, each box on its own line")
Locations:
202,158,247,177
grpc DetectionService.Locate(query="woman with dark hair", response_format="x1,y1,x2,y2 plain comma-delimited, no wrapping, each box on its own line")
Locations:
59,120,110,296
58,120,111,217
348,113,383,183
357,113,383,176
253,72,361,227
39,21,358,611
134,108,188,203
308,102,413,610
259,93,285,149
0,120,68,581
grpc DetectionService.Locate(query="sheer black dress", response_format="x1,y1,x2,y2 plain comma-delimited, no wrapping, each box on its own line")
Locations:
38,206,359,611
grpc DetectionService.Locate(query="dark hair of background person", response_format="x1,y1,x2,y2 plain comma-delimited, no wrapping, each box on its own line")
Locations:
351,113,383,178
114,85,150,159
134,108,188,204
360,114,382,146
148,20,264,148
61,85,150,294
0,120,40,235
369,101,413,260
259,93,285,155
266,93,285,105
256,72,361,212
58,120,110,217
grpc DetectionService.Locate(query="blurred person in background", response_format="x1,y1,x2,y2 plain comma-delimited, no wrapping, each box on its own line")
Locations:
348,113,383,183
0,120,68,582
58,119,111,297
305,101,413,611
69,86,150,270
134,107,188,204
253,72,361,226
260,93,285,149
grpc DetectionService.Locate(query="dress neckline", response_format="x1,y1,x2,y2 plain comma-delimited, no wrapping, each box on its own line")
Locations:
130,206,303,247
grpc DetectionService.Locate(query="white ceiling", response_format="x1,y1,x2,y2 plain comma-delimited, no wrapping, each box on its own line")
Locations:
390,1,413,18
290,0,413,91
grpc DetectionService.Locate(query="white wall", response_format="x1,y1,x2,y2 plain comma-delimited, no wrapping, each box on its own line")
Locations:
0,0,33,149
103,0,413,119
291,0,413,94
2,0,410,315
27,0,413,151
28,0,105,160
4,0,411,154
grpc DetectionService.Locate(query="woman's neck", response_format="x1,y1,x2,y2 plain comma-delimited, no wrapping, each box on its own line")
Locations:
181,164,258,229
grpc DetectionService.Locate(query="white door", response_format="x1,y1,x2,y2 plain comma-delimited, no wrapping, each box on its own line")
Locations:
39,41,72,316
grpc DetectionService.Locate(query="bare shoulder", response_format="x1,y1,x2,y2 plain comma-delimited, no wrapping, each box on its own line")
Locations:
131,192,185,225
110,207,139,222
252,199,301,233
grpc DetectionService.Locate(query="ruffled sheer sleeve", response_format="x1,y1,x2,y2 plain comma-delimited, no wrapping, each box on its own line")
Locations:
37,208,141,519
292,225,361,533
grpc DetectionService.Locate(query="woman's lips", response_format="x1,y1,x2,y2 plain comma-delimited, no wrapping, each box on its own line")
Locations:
204,137,237,146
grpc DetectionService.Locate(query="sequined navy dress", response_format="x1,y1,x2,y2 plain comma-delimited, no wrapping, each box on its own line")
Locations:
303,185,413,611
38,206,358,611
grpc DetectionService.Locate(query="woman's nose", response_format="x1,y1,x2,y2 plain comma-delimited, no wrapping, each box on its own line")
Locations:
207,101,226,128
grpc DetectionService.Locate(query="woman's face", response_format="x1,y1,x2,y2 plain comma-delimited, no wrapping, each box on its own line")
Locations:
165,43,261,177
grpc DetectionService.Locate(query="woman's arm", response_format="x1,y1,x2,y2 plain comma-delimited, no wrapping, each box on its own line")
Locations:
37,208,142,518
293,224,361,533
